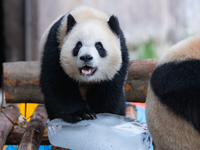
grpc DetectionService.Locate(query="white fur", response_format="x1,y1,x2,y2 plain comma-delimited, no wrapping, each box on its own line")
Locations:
157,35,200,66
39,6,109,60
60,19,121,83
39,6,121,83
55,6,109,50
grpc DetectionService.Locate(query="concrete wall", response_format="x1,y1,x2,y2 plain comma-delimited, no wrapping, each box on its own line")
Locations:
37,0,200,47
3,0,200,61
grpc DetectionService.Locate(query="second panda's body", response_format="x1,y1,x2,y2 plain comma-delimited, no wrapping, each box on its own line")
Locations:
146,35,200,149
40,6,129,123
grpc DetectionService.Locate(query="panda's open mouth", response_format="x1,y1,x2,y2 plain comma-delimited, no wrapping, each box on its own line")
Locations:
80,66,97,76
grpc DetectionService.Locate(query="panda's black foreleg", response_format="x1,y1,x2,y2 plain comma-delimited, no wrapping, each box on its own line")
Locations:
44,90,96,123
86,81,126,116
41,69,96,123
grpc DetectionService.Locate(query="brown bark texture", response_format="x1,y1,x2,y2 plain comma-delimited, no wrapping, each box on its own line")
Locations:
3,59,157,103
6,125,50,145
0,105,20,149
3,61,44,103
17,105,48,150
125,59,158,102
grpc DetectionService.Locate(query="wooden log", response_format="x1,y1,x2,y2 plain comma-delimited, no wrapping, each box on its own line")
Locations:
17,105,48,150
125,103,137,119
6,125,50,145
125,59,158,102
3,59,157,103
0,105,20,149
3,61,44,103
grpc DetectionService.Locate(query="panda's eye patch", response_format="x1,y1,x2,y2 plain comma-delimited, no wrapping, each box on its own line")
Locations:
95,42,103,50
73,41,82,56
75,41,82,49
95,42,107,57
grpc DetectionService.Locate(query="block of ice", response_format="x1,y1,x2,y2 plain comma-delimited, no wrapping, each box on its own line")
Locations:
48,113,152,150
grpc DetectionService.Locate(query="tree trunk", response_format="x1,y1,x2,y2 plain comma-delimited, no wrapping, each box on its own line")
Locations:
17,105,48,150
3,59,157,103
6,125,50,145
0,105,20,149
3,61,43,103
125,59,158,102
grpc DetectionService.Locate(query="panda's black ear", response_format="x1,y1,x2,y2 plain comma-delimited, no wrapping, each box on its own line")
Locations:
66,14,77,34
108,15,120,37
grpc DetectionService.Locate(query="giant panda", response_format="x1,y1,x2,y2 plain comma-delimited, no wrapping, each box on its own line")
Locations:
39,6,129,123
146,35,200,149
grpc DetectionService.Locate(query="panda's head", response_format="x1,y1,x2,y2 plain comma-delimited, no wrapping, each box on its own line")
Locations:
60,14,122,83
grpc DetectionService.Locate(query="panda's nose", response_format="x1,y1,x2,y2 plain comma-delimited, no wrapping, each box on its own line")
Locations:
80,55,93,62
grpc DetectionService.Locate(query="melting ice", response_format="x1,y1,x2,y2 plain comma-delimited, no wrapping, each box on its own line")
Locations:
48,113,152,150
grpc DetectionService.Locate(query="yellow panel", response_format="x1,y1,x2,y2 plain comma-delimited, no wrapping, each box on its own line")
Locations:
3,145,7,149
17,103,38,121
17,103,25,116
26,103,38,121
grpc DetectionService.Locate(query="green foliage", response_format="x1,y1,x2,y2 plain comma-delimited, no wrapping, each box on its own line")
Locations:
133,39,158,59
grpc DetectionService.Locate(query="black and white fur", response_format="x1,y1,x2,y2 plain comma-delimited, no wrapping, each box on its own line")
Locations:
40,6,129,123
146,35,200,149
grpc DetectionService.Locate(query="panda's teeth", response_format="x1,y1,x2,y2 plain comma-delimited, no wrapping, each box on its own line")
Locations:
80,66,97,76
82,69,92,75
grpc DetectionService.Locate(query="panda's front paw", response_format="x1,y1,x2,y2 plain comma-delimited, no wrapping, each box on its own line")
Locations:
64,109,96,123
